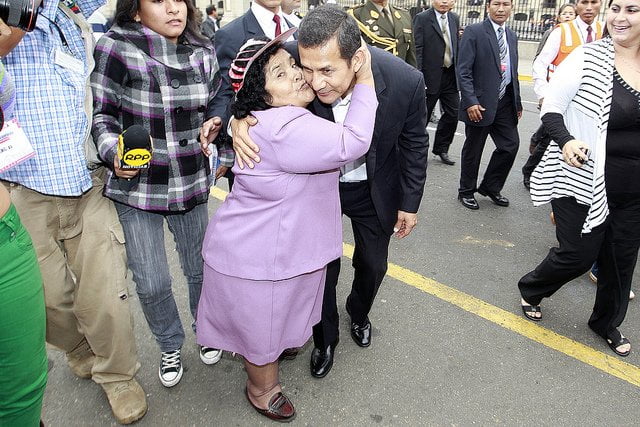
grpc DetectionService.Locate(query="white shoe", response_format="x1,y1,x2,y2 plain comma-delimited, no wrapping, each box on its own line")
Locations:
199,346,222,365
159,349,183,387
630,290,635,300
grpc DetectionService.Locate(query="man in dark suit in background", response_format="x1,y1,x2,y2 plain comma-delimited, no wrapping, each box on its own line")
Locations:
413,0,460,166
201,5,219,43
229,5,428,379
456,0,522,210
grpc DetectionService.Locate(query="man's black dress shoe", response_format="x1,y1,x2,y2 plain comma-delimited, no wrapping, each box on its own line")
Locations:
523,175,531,191
350,319,371,347
436,153,455,165
345,299,371,347
310,340,338,378
477,187,509,207
458,194,479,210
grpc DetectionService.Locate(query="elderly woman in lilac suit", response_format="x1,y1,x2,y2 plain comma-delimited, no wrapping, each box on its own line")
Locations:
196,29,377,422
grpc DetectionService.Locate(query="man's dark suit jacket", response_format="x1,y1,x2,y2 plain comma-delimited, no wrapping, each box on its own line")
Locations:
456,18,522,126
289,44,429,233
201,17,217,42
413,8,460,95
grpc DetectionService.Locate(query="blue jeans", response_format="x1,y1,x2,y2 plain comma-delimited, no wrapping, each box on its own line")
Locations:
115,202,208,352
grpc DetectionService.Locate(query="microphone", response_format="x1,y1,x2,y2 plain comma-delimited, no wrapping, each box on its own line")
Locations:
117,125,152,169
116,125,152,192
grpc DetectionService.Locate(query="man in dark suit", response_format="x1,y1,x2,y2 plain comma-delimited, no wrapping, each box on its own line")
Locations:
456,0,522,210
227,6,428,379
201,5,219,43
201,0,296,187
413,0,460,166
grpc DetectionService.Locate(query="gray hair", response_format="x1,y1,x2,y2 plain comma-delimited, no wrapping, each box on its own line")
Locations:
298,5,361,62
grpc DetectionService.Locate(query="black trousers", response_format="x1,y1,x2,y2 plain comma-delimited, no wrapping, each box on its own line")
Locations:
312,181,391,349
458,87,520,197
519,196,640,338
521,123,551,180
426,66,460,155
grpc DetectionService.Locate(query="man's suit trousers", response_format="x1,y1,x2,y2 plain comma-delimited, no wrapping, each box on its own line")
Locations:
313,181,391,349
426,66,459,155
459,86,519,197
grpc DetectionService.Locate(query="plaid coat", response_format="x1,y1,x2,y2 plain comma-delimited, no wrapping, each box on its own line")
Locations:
92,23,223,212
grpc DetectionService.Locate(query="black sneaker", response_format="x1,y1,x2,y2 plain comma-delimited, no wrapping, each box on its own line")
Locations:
159,349,183,387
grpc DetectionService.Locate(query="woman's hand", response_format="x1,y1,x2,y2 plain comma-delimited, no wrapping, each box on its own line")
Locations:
562,139,589,168
113,155,140,179
215,165,228,180
354,39,374,88
199,116,222,157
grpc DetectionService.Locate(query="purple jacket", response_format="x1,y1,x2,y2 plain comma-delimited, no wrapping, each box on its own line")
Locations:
202,84,377,280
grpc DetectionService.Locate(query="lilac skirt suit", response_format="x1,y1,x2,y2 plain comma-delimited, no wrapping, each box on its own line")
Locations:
196,85,377,365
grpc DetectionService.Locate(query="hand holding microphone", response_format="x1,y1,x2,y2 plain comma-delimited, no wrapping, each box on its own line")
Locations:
114,125,152,181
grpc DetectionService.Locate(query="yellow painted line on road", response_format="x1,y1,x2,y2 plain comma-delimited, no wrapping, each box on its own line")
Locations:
519,74,533,82
211,186,640,388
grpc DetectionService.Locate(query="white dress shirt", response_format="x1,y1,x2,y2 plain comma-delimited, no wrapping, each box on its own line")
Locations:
250,2,291,39
333,93,368,182
532,17,601,100
490,19,511,88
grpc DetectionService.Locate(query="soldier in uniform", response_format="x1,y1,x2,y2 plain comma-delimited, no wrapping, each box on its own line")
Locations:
349,0,417,67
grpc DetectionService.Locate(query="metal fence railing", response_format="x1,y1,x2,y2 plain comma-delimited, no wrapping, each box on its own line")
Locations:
301,0,608,42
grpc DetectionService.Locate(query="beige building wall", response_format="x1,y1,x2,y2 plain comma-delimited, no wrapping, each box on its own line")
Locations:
195,0,251,24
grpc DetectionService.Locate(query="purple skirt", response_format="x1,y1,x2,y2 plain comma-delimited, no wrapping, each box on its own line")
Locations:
196,264,325,366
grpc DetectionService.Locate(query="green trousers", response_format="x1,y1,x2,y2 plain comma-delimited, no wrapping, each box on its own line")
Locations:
0,204,47,426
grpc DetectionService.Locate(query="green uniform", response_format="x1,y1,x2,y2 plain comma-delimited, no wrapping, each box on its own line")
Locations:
349,0,417,67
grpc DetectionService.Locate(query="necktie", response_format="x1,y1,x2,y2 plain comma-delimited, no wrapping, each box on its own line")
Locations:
440,14,452,68
497,27,508,99
586,25,593,43
273,14,282,37
382,8,393,26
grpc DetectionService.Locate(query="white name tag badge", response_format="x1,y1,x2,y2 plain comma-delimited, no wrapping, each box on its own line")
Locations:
0,119,36,173
54,48,84,74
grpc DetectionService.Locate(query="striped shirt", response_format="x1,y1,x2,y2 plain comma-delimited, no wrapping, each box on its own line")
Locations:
0,0,104,196
531,37,614,233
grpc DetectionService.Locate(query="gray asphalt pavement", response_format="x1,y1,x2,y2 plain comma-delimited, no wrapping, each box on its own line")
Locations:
42,81,640,426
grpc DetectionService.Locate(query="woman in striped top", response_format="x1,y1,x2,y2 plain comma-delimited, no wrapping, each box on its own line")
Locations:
518,0,640,357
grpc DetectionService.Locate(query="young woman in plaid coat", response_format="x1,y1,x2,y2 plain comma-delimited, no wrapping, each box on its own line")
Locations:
91,0,229,388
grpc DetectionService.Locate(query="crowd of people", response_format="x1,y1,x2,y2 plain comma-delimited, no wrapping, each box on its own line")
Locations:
0,0,638,424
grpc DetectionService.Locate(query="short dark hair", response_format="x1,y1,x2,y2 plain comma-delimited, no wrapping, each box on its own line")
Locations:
298,5,360,62
114,0,205,40
230,42,283,120
206,4,216,15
